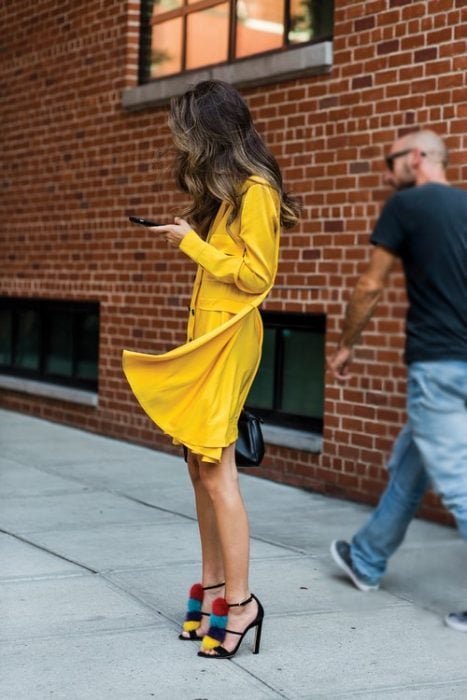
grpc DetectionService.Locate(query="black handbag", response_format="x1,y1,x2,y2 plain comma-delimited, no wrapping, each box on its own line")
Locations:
235,409,265,467
182,409,265,467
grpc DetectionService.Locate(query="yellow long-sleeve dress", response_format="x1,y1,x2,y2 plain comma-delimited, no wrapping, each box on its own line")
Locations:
122,176,280,463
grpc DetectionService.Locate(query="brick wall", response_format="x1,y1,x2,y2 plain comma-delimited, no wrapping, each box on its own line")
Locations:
1,0,466,525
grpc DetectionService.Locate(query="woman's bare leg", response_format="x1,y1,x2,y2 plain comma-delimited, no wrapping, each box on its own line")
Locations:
180,451,225,638
198,443,259,653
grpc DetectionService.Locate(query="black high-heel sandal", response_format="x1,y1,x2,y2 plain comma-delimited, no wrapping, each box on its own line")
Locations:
197,593,264,659
178,581,225,640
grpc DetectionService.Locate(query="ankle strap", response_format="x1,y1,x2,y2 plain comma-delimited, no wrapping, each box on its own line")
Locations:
228,594,253,608
202,581,225,591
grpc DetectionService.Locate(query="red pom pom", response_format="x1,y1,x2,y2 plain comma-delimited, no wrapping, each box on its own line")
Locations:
190,583,203,601
212,597,229,616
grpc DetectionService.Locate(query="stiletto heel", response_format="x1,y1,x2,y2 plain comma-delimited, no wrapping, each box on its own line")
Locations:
253,616,263,654
179,581,225,640
198,593,264,659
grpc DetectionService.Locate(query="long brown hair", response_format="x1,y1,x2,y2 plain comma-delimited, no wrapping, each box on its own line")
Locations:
168,80,300,238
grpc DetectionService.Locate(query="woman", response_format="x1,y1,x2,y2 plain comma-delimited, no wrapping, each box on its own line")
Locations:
122,80,299,659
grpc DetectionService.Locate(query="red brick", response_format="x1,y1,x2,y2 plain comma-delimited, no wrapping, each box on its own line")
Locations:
377,39,400,55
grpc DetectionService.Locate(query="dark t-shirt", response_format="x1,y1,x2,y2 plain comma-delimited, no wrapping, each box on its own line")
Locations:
370,183,467,364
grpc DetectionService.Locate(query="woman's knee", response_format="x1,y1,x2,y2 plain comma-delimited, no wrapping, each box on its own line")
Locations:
199,463,238,501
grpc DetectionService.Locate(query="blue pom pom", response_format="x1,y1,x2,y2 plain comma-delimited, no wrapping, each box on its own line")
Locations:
187,598,202,612
186,611,202,622
207,625,226,643
209,614,227,628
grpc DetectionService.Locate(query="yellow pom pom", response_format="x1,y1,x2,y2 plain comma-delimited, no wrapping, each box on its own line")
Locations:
183,620,200,632
201,635,220,650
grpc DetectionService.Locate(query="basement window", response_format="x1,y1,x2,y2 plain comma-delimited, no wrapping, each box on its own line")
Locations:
0,298,99,392
246,311,325,433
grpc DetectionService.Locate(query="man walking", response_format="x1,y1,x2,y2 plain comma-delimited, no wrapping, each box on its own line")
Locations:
327,130,467,631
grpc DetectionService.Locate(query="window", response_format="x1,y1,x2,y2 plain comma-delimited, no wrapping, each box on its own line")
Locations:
246,311,325,432
0,298,99,392
139,0,334,82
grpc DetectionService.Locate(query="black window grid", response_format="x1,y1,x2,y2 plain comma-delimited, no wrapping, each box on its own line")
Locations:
0,298,99,392
246,310,326,433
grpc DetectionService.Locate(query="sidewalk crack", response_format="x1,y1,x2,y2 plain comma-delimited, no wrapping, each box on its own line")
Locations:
0,528,98,574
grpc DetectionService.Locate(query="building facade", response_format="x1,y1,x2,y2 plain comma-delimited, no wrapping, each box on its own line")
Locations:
1,0,466,524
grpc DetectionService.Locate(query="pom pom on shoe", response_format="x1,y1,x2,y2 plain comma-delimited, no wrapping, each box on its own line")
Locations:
200,596,229,651
201,635,221,650
212,597,229,617
181,582,203,632
204,625,226,643
183,620,200,632
187,598,202,612
189,583,203,601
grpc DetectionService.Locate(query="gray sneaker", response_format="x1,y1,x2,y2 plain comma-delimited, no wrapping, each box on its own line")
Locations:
330,540,379,592
444,611,467,632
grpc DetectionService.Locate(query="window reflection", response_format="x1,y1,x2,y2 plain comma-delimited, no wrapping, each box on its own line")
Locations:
236,0,284,58
153,0,182,16
186,5,229,70
247,327,275,409
140,0,334,80
77,314,99,381
14,309,40,371
151,17,183,77
46,312,73,377
288,0,333,44
281,329,324,417
0,309,12,365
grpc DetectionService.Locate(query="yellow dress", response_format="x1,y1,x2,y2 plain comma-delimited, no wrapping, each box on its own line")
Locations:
122,177,280,463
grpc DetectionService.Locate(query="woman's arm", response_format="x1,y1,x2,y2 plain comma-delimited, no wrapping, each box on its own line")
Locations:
153,184,279,294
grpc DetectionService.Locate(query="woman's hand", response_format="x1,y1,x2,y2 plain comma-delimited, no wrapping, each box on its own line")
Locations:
150,217,192,247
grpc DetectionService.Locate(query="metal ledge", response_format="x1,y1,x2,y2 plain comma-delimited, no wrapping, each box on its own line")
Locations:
0,375,98,407
122,42,333,110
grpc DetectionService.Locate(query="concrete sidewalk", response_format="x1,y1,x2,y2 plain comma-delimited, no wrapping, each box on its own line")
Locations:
1,407,467,699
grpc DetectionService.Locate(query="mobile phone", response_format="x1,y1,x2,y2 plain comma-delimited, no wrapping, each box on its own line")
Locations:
128,216,161,227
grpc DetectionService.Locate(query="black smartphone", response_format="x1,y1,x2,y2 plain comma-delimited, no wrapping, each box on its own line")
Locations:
128,216,161,227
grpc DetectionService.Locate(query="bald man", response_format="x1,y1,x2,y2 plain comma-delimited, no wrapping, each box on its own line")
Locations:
327,130,467,631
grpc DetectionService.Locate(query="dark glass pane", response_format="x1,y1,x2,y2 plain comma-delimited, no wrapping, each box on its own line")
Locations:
0,309,13,365
288,0,334,44
151,17,183,77
77,313,99,381
236,0,284,58
45,312,73,377
246,327,275,409
186,4,229,69
14,309,40,370
281,329,324,417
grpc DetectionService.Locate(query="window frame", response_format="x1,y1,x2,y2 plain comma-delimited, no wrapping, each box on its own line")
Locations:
0,297,100,392
246,310,325,433
138,0,334,84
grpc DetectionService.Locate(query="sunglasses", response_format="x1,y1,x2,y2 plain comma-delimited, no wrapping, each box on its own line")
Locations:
385,148,427,171
385,149,412,171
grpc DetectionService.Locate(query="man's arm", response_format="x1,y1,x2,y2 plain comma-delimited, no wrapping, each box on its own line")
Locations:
327,245,398,382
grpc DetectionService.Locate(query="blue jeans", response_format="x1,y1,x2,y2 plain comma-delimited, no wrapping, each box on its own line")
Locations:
351,360,467,585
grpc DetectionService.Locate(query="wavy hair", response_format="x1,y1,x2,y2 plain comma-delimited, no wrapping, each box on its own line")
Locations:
168,80,300,238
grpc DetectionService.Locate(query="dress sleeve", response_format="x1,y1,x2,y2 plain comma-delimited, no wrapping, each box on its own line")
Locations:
178,183,279,294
